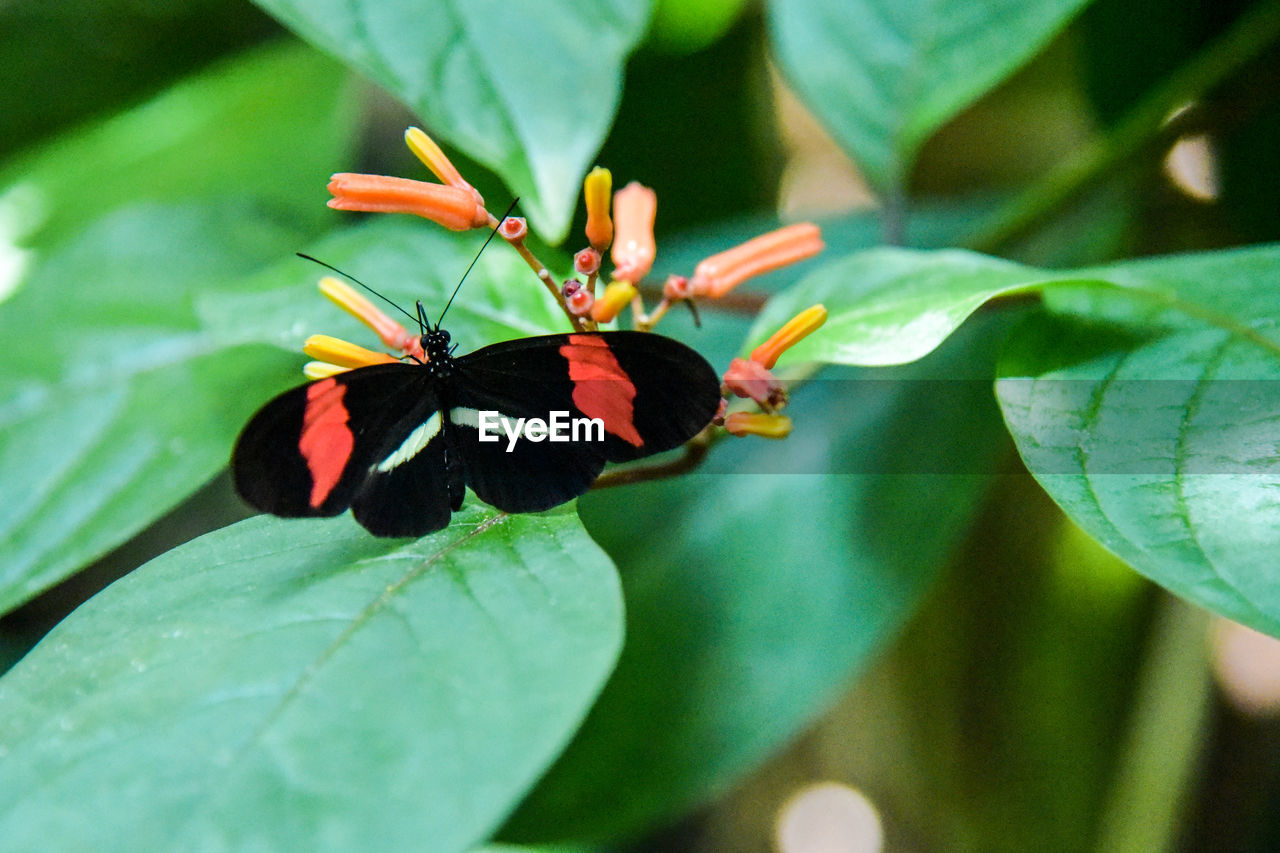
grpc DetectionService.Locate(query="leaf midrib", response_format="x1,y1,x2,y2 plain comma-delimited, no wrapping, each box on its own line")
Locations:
175,512,512,840
1051,277,1280,360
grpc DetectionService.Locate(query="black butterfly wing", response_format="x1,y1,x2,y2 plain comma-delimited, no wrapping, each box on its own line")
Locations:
458,331,720,460
450,331,721,511
349,409,460,537
446,389,609,514
232,363,462,537
577,331,721,459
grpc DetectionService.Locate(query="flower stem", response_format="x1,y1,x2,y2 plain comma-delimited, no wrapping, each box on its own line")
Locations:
487,211,590,331
591,427,716,489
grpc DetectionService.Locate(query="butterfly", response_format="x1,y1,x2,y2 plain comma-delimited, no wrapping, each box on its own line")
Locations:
231,324,721,537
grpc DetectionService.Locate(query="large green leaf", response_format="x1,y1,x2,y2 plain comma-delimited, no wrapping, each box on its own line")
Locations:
0,508,621,853
249,0,652,240
506,313,1012,842
747,243,1280,634
0,40,355,251
767,0,1093,192
0,206,567,616
0,0,282,159
996,246,1280,636
0,204,303,615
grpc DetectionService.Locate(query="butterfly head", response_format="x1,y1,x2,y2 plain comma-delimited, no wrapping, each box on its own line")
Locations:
420,328,453,367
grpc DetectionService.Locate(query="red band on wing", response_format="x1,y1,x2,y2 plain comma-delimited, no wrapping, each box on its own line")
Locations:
299,377,355,508
560,334,643,447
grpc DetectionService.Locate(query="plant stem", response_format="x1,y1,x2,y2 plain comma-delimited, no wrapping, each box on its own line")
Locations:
882,182,907,246
590,427,716,489
1091,594,1212,853
487,211,589,331
964,0,1280,255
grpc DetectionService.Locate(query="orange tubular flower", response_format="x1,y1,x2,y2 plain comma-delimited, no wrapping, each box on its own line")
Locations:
611,182,657,282
690,223,824,298
327,174,488,231
584,167,614,251
404,126,484,208
750,304,828,369
724,412,793,439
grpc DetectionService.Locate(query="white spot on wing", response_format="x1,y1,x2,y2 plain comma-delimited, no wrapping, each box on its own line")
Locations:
375,412,442,472
451,407,523,436
450,407,482,429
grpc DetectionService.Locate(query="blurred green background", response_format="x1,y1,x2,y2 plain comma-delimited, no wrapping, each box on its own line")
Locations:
3,0,1280,851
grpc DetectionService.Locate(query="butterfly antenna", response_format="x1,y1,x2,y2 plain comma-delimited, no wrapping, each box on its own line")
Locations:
436,198,520,330
415,300,430,335
296,253,421,328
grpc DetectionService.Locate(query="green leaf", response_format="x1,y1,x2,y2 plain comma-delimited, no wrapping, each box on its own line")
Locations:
647,0,750,53
250,0,652,241
767,0,1092,191
0,508,622,853
0,205,567,616
0,203,303,615
0,44,359,609
506,314,1012,842
0,40,356,250
0,0,284,158
743,247,1059,366
996,246,1280,635
750,243,1280,633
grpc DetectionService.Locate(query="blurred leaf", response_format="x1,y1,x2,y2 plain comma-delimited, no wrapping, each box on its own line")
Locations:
505,313,1012,842
1215,89,1280,243
0,204,302,615
204,215,573,357
250,0,652,241
743,247,1068,366
767,0,1093,191
1078,0,1207,126
0,508,621,853
650,197,1012,295
647,0,751,53
0,206,567,616
843,477,1154,853
0,40,356,249
594,15,783,235
0,0,281,158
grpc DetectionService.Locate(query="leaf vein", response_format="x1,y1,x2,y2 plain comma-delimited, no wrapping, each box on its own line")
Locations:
207,513,511,784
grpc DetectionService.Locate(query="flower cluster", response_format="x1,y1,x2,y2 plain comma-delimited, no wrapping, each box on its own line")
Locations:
314,126,828,446
721,304,828,438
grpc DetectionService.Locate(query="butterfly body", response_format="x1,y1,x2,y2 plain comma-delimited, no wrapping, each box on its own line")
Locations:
232,330,720,537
